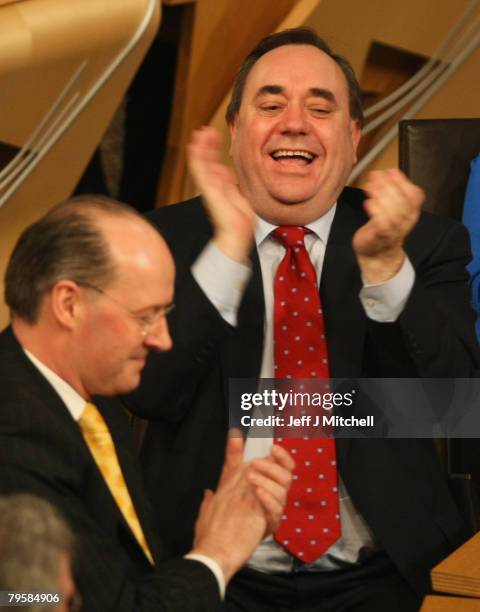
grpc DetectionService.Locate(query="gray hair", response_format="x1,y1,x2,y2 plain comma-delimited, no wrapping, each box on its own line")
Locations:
0,494,74,611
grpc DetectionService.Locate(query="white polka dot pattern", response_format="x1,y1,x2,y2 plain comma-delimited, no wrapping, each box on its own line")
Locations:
272,226,340,563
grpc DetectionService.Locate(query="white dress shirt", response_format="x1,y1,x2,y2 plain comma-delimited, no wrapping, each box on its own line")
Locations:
193,204,415,573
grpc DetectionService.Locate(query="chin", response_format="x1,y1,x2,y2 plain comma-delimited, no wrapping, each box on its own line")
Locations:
107,371,142,396
268,186,318,205
263,199,320,226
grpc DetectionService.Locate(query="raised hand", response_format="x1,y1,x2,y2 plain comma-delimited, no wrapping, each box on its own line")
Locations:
191,434,294,583
187,126,255,263
353,168,424,284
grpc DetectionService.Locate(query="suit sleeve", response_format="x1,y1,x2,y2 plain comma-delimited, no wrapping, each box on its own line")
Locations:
0,398,221,612
364,217,480,377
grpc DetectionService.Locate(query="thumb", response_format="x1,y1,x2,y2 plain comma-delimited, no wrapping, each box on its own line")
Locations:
219,428,244,485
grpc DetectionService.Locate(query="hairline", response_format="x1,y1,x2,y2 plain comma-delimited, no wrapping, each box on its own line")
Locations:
225,32,364,127
5,195,157,323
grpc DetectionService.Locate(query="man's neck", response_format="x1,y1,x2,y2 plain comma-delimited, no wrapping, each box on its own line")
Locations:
11,317,88,400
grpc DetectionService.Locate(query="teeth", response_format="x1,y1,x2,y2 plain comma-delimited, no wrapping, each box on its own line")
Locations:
272,149,314,161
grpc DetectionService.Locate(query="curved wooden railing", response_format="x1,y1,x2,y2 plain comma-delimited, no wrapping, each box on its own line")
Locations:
0,0,161,326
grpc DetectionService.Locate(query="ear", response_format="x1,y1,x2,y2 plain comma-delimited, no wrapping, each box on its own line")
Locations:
350,119,362,163
50,280,84,330
228,115,239,157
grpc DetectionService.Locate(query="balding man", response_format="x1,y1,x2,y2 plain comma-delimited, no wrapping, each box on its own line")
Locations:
0,196,293,611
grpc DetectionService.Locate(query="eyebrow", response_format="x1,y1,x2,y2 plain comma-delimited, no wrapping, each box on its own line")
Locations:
254,85,337,104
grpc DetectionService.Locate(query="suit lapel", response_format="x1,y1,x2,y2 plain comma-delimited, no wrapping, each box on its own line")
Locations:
320,190,369,465
2,328,156,564
321,192,367,378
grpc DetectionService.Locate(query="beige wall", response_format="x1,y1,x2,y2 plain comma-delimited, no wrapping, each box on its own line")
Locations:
0,0,160,327
305,0,480,178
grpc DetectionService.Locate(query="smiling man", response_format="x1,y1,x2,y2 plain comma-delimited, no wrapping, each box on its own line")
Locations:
129,28,480,611
228,44,361,224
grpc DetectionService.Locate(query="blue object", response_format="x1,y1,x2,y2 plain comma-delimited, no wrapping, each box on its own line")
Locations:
462,153,480,340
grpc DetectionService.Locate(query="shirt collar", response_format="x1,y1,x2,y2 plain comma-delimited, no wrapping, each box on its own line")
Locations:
254,202,337,247
23,349,86,421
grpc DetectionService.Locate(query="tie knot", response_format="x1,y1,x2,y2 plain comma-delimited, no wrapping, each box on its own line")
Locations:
273,226,307,249
79,402,109,435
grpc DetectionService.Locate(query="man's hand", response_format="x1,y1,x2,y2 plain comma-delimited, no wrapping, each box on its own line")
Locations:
190,434,294,583
353,169,424,284
187,126,255,263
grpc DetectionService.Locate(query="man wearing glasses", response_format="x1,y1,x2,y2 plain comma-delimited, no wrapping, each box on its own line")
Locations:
0,195,293,611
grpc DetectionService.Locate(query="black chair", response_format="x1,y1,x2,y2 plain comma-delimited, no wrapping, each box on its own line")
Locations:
399,118,480,535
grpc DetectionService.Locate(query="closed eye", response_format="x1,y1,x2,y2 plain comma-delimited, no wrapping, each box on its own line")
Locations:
259,103,284,113
310,107,332,115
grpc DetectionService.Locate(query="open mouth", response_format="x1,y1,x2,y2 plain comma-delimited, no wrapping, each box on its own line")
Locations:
270,149,316,165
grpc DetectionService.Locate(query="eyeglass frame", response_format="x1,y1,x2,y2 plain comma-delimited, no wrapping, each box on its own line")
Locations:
77,281,175,336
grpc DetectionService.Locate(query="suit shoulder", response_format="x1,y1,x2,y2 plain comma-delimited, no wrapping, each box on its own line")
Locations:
144,196,213,258
146,196,210,230
410,208,469,250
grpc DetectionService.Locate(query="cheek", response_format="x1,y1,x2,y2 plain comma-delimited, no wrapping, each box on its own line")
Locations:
83,315,133,365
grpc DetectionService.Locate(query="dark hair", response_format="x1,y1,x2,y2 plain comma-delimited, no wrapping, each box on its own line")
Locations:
225,27,364,127
5,195,141,323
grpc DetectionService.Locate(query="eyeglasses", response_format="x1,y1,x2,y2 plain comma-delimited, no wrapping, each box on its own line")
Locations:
79,281,175,336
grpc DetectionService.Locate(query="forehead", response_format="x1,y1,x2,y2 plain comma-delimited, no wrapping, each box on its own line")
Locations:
242,44,349,103
99,214,174,289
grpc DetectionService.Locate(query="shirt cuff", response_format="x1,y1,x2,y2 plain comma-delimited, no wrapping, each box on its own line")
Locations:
184,553,226,599
360,256,415,322
192,240,251,326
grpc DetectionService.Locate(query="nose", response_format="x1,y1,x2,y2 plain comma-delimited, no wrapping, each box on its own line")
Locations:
278,102,309,135
143,317,173,352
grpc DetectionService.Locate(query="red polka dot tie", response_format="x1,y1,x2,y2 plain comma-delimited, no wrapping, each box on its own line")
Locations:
272,226,340,563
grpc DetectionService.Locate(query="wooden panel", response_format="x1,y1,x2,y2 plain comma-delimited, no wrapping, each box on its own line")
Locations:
303,0,480,184
156,0,318,205
421,595,480,611
0,0,161,326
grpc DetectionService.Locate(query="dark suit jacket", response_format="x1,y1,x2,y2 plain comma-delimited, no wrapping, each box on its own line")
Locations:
129,186,480,598
0,326,221,612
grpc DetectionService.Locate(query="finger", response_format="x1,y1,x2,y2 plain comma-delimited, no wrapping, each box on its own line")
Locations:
198,489,214,515
218,430,245,486
189,126,222,163
247,471,288,510
270,444,296,472
250,458,293,491
366,169,423,212
187,127,224,185
225,428,244,468
255,487,283,532
386,168,423,200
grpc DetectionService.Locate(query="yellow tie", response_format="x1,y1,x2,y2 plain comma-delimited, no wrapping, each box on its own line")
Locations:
79,402,154,565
